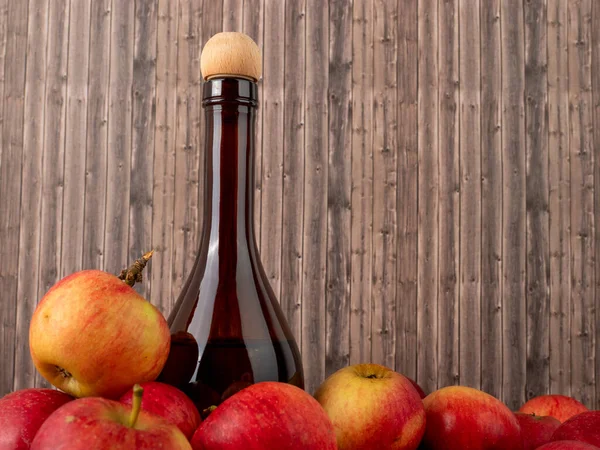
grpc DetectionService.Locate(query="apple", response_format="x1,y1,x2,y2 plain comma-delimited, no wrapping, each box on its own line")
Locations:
514,412,560,450
550,411,600,447
518,394,588,423
313,363,425,450
191,381,337,450
406,376,427,399
120,381,201,440
535,442,600,450
31,384,191,449
29,269,171,399
420,386,522,450
0,388,73,449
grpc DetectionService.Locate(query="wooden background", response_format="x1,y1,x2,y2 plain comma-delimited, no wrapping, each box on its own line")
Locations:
0,0,599,411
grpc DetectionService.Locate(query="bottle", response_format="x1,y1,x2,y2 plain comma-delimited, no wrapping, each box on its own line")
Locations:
157,32,304,411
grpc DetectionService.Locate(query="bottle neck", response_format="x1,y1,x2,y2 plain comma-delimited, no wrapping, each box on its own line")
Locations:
201,78,258,254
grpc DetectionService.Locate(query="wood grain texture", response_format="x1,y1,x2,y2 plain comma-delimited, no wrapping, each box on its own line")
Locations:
396,0,418,380
172,0,206,299
593,0,600,409
371,0,397,371
260,0,284,300
501,0,527,411
129,0,157,301
302,0,328,395
480,0,503,401
525,0,550,401
350,0,372,367
151,0,178,314
417,0,439,395
82,0,111,272
568,0,595,407
61,0,90,278
104,0,134,276
548,0,572,399
281,0,305,344
243,0,263,247
326,0,352,378
458,0,481,390
438,0,460,389
35,0,70,389
0,0,27,396
14,0,48,392
222,0,243,31
0,0,8,396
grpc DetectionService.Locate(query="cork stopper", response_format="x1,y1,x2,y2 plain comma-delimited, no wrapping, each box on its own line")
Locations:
200,32,262,82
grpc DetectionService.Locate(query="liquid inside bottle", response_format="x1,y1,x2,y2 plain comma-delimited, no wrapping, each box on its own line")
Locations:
158,77,304,411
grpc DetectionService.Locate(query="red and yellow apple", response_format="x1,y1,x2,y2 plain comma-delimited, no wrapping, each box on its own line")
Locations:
314,363,426,450
31,384,191,450
518,394,588,423
191,381,337,449
0,388,73,449
120,381,201,440
550,411,600,447
29,269,171,399
514,412,560,450
536,442,600,450
420,386,522,450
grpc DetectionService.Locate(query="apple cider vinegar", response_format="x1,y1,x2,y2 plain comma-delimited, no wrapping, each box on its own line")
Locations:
158,33,304,411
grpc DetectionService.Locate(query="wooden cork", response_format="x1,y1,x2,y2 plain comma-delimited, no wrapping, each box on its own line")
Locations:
200,32,262,82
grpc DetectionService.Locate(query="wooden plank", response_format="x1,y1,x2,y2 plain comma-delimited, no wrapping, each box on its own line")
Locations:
326,0,352,378
129,0,157,300
524,0,550,401
281,0,305,344
417,0,439,395
480,0,503,400
568,0,595,407
13,0,47,391
223,0,243,31
593,0,600,410
501,0,527,410
395,0,418,380
260,0,284,300
172,0,208,299
349,0,373,366
243,0,263,247
371,0,397,370
34,0,70,389
151,0,178,314
61,0,90,278
458,0,481,390
302,0,328,394
104,0,134,276
83,0,111,271
548,0,571,400
0,0,9,396
437,0,459,389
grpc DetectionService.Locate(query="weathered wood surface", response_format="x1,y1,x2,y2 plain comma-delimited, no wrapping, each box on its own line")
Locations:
1,0,600,408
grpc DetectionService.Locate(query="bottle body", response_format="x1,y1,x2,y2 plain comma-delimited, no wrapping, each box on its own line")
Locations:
158,78,304,411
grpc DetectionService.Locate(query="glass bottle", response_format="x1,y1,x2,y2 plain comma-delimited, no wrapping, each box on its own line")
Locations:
158,34,304,412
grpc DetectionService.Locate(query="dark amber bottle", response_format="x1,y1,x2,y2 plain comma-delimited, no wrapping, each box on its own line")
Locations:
158,33,304,411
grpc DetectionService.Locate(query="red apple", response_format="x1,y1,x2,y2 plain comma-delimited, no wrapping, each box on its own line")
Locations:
518,394,588,423
191,381,336,450
120,381,201,440
536,442,600,450
314,363,426,450
31,384,191,449
420,386,522,450
515,412,561,450
29,269,171,399
550,411,600,447
407,376,427,399
0,388,73,449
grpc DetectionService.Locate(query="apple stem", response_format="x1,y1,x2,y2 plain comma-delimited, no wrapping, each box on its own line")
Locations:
128,384,144,428
118,250,154,287
201,405,217,419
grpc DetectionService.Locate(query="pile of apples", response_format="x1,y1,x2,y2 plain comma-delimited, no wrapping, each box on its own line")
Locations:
1,264,600,449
